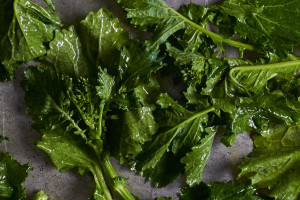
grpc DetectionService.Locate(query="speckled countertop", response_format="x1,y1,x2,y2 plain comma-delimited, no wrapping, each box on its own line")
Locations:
0,0,252,199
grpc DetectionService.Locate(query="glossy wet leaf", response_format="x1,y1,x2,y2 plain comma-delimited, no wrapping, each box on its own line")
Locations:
37,128,107,200
79,8,129,67
229,60,300,94
221,90,300,146
239,124,300,200
215,0,300,55
118,42,163,92
0,152,31,200
181,127,217,186
43,26,90,78
0,0,61,81
132,93,214,187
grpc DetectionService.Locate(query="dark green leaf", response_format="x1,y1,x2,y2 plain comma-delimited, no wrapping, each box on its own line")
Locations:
132,93,215,187
181,127,217,186
118,42,163,92
42,26,90,78
215,0,300,54
79,8,129,67
180,182,263,200
0,0,61,81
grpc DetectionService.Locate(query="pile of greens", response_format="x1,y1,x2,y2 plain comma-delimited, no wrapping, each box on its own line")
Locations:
1,0,300,199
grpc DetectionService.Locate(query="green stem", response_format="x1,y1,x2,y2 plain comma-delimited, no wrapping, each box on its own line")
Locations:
100,153,136,200
230,59,300,73
97,101,105,139
91,144,135,200
92,164,113,200
164,2,255,51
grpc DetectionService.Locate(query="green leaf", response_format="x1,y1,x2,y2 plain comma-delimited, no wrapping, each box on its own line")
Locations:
238,124,300,200
116,107,158,159
0,152,31,200
117,0,254,51
79,8,129,67
42,26,90,78
117,0,185,50
23,66,136,200
0,0,61,81
23,67,88,139
181,127,217,186
110,77,160,160
36,128,108,200
229,60,300,94
132,93,215,187
43,0,55,11
221,90,300,146
180,182,263,200
215,0,300,54
118,42,163,93
31,190,48,200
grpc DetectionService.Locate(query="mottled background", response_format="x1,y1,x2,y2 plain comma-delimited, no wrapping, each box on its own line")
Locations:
0,0,252,199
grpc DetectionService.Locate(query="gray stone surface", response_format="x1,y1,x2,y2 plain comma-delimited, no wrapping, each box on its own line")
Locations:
0,0,253,199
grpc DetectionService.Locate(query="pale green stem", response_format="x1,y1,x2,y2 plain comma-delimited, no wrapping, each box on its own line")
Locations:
164,2,256,51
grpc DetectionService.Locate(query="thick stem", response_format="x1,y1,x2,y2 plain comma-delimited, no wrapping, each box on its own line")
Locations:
90,143,135,200
92,164,113,200
100,153,136,200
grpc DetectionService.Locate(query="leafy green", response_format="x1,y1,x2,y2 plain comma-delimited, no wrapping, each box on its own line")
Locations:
214,0,300,55
78,8,130,67
0,0,61,81
132,93,215,187
117,0,254,51
181,127,217,186
117,41,163,92
239,124,300,200
42,26,90,78
23,66,135,200
229,60,300,94
180,182,263,200
37,127,110,200
1,0,298,199
31,190,48,200
221,90,300,146
0,152,31,200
